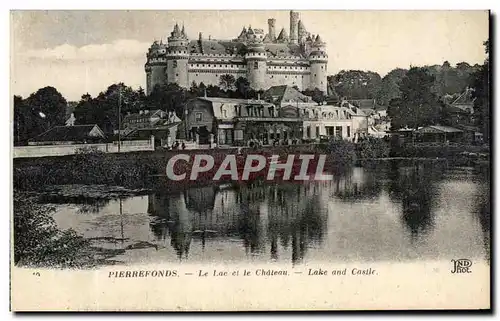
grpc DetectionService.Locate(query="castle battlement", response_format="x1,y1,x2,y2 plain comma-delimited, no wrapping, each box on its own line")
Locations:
145,10,328,94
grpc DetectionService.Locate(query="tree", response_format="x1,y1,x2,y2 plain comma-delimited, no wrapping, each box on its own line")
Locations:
24,86,68,131
147,83,188,119
388,67,441,129
329,70,382,99
376,68,408,106
235,77,251,98
73,83,144,134
302,88,326,105
219,74,236,91
470,39,490,142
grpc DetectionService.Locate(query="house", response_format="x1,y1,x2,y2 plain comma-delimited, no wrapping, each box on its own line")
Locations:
28,124,106,146
415,125,464,143
184,97,303,146
450,87,476,114
122,109,168,129
299,100,368,141
123,111,182,148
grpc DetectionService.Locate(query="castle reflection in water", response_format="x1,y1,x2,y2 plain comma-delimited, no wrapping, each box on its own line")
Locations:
144,163,490,264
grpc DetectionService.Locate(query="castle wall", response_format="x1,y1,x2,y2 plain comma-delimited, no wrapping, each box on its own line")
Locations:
146,57,327,93
188,60,247,87
266,72,311,91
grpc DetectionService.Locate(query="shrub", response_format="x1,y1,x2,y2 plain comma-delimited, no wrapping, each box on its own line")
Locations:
358,137,390,159
13,192,93,268
327,139,356,165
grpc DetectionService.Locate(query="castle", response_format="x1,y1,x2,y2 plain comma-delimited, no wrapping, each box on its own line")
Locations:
144,11,328,95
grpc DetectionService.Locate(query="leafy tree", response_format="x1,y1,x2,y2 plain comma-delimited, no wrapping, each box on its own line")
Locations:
376,68,407,106
235,77,251,98
219,74,236,91
329,70,382,99
388,67,441,129
147,83,188,119
302,88,326,105
73,83,144,133
470,40,490,142
24,86,68,131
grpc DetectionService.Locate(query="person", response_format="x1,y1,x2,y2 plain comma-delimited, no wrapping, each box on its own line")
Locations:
181,142,186,150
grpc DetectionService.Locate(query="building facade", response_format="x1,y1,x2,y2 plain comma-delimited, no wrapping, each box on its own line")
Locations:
145,11,328,95
299,103,368,141
184,97,303,146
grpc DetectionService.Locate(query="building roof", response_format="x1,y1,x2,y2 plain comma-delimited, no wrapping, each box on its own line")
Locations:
417,125,463,134
349,99,378,109
264,85,312,104
452,88,476,106
187,39,305,58
123,109,163,123
30,124,106,142
197,97,268,104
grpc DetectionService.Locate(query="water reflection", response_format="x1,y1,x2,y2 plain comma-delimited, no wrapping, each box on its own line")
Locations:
387,163,443,241
50,161,490,265
147,181,328,263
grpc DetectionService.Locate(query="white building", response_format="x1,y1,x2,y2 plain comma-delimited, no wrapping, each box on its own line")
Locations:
298,101,368,141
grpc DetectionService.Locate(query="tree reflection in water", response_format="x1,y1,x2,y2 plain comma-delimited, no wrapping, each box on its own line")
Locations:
77,199,111,214
387,161,443,242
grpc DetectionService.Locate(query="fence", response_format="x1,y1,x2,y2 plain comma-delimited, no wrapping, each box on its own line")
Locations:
13,137,155,158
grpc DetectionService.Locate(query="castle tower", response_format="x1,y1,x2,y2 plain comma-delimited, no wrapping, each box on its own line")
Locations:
267,18,276,42
166,23,190,88
245,41,267,90
289,11,300,44
308,34,328,93
145,40,168,95
297,20,307,44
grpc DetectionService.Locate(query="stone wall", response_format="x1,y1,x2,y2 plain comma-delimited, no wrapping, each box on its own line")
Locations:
13,138,155,158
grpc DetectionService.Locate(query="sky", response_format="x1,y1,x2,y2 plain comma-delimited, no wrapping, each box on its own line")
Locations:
11,10,489,101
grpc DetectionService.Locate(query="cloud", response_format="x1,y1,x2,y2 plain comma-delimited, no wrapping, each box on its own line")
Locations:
17,39,150,61
12,39,150,100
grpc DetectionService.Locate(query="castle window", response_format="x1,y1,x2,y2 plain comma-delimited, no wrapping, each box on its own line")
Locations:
173,61,177,68
254,61,258,69
196,74,198,76
285,76,287,79
314,74,317,77
195,112,203,122
176,73,179,77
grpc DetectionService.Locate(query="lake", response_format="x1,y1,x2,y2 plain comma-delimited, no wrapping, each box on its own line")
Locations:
49,161,490,266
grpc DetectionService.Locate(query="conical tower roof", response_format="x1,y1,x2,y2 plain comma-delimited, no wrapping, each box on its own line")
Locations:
315,34,324,44
277,28,289,42
171,23,182,38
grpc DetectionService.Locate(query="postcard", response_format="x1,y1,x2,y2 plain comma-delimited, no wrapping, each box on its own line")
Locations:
10,9,491,311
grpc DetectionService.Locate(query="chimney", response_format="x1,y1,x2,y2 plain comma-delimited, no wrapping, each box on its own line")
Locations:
258,93,261,101
204,88,207,98
289,11,299,44
268,18,276,41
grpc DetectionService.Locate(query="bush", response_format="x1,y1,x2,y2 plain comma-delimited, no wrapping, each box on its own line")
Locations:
358,137,390,159
327,139,356,165
13,192,93,268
